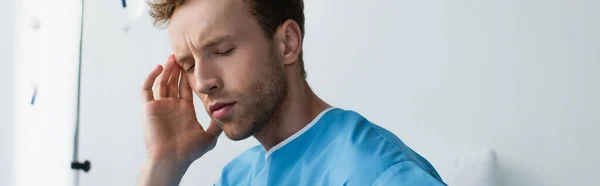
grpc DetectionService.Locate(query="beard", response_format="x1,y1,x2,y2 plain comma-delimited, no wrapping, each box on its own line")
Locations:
215,47,289,141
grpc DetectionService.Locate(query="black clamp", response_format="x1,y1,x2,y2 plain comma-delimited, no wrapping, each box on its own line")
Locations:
71,160,91,172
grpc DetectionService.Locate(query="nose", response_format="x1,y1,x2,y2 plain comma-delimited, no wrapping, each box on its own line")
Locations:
193,61,223,94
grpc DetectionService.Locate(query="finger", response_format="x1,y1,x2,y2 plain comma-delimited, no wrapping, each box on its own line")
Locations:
205,119,223,138
153,73,161,100
159,55,176,98
141,65,163,102
179,69,193,100
168,63,181,97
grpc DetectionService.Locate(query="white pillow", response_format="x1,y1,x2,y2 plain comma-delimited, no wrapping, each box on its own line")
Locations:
433,149,498,186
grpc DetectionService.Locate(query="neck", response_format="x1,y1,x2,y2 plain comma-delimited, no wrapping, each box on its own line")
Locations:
253,78,330,151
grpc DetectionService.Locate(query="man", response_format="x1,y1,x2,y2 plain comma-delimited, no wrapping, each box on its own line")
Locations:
137,0,446,185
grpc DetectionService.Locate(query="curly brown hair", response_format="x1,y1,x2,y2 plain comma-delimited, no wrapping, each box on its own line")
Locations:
148,0,307,77
148,0,183,27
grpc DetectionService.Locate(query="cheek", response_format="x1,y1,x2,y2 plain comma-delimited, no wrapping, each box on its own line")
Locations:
225,49,267,90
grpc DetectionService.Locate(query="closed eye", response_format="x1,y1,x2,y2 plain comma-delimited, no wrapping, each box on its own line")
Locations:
186,64,195,73
214,48,235,56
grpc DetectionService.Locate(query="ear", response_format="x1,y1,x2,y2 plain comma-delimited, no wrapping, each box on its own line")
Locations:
274,19,303,65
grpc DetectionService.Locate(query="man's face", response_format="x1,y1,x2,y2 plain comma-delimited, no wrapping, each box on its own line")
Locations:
168,0,288,140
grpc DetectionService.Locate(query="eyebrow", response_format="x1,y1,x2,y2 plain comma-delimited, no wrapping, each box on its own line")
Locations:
204,35,237,47
176,35,237,63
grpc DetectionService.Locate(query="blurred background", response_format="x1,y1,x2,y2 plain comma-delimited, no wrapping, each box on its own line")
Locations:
1,0,599,186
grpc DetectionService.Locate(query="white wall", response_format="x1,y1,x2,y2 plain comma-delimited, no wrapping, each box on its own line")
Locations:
304,1,600,186
6,0,599,186
0,0,16,185
307,0,600,185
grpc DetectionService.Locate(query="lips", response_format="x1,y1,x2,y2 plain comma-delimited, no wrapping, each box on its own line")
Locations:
209,102,236,119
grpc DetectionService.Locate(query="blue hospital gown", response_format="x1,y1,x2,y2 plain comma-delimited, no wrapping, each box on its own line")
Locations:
215,108,446,186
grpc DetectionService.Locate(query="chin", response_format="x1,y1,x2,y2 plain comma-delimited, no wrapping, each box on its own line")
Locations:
220,122,255,141
223,130,254,141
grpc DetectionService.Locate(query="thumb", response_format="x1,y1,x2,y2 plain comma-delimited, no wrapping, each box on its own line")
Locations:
205,119,223,138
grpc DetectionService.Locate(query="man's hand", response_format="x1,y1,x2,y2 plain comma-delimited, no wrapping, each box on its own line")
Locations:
137,55,222,186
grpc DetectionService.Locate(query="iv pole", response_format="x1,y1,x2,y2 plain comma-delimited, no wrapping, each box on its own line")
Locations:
69,0,138,183
70,0,90,184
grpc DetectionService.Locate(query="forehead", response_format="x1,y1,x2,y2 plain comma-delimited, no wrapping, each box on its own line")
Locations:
167,0,255,54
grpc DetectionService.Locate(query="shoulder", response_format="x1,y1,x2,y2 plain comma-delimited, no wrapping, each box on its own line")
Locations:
328,109,410,159
327,109,443,183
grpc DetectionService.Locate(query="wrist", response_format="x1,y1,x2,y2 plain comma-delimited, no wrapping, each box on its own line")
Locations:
146,146,202,167
145,156,192,172
139,158,192,186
